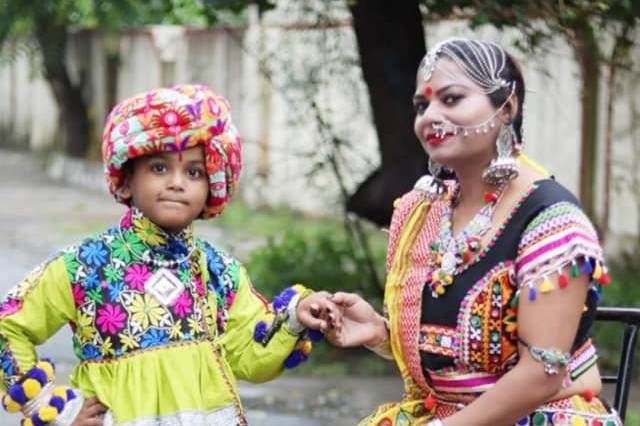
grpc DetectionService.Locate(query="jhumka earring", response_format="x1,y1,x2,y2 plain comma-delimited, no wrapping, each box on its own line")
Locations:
482,122,519,185
421,157,448,196
428,157,442,178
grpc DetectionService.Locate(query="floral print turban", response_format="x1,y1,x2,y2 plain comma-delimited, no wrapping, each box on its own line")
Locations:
102,84,242,219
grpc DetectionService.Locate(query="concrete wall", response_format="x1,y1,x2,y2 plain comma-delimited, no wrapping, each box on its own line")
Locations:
0,5,638,246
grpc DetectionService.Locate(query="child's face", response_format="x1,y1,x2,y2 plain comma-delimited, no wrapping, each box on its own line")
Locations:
121,146,209,233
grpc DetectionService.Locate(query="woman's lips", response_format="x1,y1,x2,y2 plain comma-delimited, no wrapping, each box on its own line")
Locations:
426,133,453,146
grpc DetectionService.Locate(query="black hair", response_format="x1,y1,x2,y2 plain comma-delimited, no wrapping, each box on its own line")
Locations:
435,39,526,144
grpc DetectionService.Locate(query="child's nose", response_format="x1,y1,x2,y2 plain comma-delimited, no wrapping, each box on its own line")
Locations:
167,171,186,190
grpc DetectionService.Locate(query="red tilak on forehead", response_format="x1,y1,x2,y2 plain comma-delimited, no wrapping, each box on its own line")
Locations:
423,86,433,97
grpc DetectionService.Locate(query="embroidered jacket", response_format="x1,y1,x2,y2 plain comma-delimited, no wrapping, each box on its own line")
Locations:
0,208,306,425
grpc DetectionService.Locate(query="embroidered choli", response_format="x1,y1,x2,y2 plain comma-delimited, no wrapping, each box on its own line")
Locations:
361,179,621,426
0,208,304,425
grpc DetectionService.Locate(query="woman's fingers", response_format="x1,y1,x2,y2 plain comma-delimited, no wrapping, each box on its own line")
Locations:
330,292,360,307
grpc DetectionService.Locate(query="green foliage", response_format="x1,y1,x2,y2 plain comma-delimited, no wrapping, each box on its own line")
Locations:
245,229,386,306
625,409,640,424
420,0,640,53
592,250,640,377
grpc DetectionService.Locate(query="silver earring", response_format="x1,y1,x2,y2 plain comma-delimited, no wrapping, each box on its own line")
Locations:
482,123,519,185
415,157,448,197
428,157,442,178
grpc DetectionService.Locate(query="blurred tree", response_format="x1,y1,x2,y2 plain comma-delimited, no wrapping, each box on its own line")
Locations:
0,0,272,157
344,0,428,226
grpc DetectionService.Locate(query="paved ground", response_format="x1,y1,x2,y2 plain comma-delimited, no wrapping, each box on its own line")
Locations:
0,149,403,425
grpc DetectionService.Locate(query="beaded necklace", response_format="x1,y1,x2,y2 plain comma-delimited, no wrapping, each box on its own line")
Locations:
427,180,508,297
118,217,197,307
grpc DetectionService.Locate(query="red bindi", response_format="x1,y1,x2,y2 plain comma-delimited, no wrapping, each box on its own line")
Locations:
423,86,433,97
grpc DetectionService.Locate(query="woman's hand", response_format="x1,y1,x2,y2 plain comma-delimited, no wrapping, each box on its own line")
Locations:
71,397,107,426
324,292,388,348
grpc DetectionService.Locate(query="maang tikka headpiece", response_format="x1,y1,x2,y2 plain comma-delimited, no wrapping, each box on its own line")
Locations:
419,38,521,186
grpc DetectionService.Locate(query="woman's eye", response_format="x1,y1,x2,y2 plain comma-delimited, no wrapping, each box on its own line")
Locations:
443,94,462,105
414,101,429,115
150,163,167,173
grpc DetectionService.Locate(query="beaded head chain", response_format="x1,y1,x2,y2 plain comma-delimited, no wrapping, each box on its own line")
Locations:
419,38,520,141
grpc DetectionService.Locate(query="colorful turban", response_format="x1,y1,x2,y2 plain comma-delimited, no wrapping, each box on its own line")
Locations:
102,84,242,219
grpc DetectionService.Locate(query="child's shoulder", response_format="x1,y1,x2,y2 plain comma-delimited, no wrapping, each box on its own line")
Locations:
60,224,117,254
196,238,241,269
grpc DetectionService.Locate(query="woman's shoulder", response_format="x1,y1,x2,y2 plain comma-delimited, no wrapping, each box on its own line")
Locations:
523,178,582,212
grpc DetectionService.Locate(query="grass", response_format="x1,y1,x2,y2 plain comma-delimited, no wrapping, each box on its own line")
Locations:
204,198,389,258
209,198,380,238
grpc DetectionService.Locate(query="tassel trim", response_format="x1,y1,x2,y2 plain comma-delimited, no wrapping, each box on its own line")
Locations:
519,256,611,302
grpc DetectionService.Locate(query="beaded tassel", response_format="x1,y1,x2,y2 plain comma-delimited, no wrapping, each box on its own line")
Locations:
539,276,554,293
558,270,569,288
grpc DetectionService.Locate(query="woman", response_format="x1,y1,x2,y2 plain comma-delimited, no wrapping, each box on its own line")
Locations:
326,39,622,426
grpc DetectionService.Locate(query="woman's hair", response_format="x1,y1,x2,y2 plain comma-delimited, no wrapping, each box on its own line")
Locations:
420,38,526,144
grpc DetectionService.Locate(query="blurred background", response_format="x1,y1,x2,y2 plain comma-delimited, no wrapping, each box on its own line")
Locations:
1,0,640,424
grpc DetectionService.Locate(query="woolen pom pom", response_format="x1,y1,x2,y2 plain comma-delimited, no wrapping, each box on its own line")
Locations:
49,395,65,412
253,321,269,342
36,361,55,381
38,406,58,422
283,350,307,369
308,329,324,342
8,385,27,404
22,379,42,399
3,394,21,413
26,368,48,385
66,388,76,401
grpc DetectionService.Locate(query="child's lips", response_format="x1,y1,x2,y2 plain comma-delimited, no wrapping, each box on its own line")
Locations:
158,198,188,206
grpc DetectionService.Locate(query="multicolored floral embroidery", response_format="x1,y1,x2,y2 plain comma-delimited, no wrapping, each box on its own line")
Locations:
102,85,242,219
61,207,238,361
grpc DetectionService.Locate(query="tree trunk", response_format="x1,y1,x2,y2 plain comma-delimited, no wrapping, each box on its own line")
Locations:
600,40,622,243
572,22,600,223
34,21,90,158
346,0,426,226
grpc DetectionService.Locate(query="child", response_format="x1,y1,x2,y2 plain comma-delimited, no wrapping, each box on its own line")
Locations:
0,85,336,426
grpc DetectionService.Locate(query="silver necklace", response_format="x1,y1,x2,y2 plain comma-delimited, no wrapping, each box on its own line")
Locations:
427,181,508,297
117,224,197,306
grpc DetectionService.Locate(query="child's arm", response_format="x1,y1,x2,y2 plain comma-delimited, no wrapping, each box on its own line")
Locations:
215,266,326,383
0,255,79,422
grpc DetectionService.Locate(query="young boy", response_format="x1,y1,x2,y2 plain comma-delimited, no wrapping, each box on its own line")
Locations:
0,85,336,425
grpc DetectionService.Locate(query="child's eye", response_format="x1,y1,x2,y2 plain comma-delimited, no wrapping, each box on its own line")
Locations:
150,163,167,173
443,94,463,106
413,101,429,115
188,168,205,178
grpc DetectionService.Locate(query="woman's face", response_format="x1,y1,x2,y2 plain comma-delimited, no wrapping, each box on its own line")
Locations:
413,58,505,171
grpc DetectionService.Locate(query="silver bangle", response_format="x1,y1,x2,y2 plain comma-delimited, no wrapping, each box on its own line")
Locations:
286,294,305,334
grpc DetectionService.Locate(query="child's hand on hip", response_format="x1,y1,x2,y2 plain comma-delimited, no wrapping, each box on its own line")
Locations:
71,396,107,426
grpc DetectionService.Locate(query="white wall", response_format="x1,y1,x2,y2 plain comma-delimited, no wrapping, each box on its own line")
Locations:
0,8,638,247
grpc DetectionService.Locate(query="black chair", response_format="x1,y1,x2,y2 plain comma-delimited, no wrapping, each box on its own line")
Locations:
595,306,640,421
